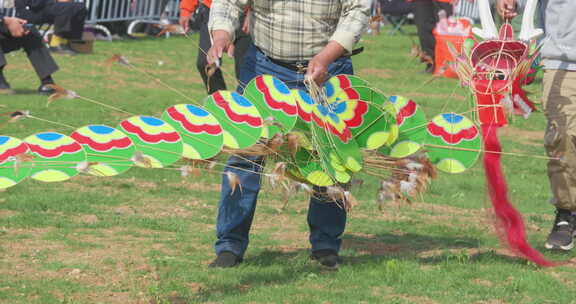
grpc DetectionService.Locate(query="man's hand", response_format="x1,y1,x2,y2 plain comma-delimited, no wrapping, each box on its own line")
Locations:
307,41,345,86
242,11,251,34
179,14,191,33
307,55,331,86
496,0,518,19
3,17,29,38
207,30,234,65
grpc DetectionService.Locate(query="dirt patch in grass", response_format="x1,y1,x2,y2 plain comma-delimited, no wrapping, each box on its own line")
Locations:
500,126,543,146
172,75,204,85
371,286,394,297
96,194,210,219
171,182,221,192
417,248,518,261
472,278,494,287
129,80,167,90
253,209,309,250
2,232,73,280
135,199,198,218
252,212,298,231
344,232,408,256
409,92,468,101
131,179,159,190
385,294,438,304
353,206,412,221
2,227,51,240
62,176,122,196
0,209,17,218
357,68,393,79
104,80,137,91
83,291,148,304
473,300,507,304
354,201,484,231
0,227,178,304
76,214,100,224
548,271,576,287
411,202,479,216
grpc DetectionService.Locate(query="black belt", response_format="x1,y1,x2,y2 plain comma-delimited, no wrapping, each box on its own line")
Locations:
259,47,364,73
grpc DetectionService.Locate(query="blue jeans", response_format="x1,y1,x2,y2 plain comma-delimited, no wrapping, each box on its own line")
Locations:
215,44,353,257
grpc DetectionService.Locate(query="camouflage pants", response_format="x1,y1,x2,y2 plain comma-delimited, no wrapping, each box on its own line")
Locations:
543,69,576,211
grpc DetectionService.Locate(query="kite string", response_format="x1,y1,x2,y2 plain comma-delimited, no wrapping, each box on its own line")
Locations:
76,95,135,116
27,115,77,130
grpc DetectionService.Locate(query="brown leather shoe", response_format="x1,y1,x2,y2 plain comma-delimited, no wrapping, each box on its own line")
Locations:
311,249,341,270
208,251,242,268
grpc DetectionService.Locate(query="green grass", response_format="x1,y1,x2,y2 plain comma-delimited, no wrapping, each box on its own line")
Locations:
0,26,575,304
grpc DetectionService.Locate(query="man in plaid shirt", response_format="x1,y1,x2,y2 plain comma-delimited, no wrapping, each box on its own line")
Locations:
205,0,371,269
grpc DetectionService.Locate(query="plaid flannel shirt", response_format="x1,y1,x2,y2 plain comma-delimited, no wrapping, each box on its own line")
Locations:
208,0,370,61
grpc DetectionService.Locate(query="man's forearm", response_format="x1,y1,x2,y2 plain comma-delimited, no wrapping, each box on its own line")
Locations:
211,29,231,44
317,41,346,65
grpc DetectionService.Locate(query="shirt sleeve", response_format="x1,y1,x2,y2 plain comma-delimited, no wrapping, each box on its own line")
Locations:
0,15,5,33
180,0,199,18
208,0,250,41
330,0,371,52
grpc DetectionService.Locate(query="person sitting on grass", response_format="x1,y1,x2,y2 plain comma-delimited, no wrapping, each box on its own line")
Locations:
15,0,87,55
0,15,59,95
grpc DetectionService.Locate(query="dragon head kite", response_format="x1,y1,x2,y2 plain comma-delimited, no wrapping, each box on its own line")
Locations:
454,0,542,125
452,0,555,266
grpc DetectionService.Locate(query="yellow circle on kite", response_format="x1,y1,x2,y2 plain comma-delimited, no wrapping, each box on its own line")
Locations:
390,141,422,158
30,169,73,182
0,177,17,189
436,158,466,174
306,171,334,187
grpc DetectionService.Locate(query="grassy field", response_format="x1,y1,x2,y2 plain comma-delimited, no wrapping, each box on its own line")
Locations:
0,26,575,304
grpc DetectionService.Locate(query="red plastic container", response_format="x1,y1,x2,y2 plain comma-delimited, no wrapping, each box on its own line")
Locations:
433,17,473,78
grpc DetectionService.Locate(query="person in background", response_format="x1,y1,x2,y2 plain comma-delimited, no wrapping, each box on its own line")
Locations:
15,0,87,55
411,0,453,73
205,0,370,269
0,15,58,95
497,0,576,251
179,0,251,94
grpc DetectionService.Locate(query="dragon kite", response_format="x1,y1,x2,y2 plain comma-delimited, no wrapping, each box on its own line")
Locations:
0,0,555,266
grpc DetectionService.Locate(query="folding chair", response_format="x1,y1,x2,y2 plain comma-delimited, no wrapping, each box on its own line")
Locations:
379,0,413,35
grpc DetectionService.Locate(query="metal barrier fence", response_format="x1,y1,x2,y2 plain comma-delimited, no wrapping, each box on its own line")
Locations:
2,0,538,28
454,0,480,22
1,0,181,39
453,0,530,23
1,0,180,24
84,0,180,24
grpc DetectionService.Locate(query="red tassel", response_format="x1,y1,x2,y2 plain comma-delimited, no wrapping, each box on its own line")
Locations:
481,124,555,267
511,79,536,117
